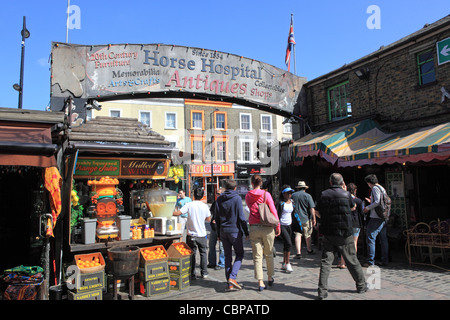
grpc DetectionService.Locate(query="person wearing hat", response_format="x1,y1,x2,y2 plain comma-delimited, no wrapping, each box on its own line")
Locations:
291,180,317,259
276,185,296,273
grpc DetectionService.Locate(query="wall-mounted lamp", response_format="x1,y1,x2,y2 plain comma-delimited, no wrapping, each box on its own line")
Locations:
354,67,370,80
86,99,102,111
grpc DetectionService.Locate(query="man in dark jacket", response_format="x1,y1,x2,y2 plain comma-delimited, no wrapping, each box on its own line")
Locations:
315,173,367,299
214,179,249,291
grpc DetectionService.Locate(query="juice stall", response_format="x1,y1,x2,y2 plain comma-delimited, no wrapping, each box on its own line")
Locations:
56,116,189,300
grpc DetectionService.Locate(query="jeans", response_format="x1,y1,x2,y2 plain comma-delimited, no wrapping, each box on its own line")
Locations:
208,230,225,267
249,225,275,281
221,231,245,281
366,218,389,265
318,235,366,297
186,235,208,277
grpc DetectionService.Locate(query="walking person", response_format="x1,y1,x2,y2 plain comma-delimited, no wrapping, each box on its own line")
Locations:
276,185,296,273
291,181,316,259
347,182,364,255
214,180,249,291
208,187,225,270
315,173,367,300
363,174,389,267
173,188,211,280
245,175,280,291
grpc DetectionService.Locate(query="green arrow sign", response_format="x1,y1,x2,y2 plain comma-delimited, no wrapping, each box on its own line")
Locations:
437,37,450,65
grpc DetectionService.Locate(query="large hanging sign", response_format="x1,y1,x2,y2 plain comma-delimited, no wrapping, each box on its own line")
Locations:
51,43,306,114
74,157,169,179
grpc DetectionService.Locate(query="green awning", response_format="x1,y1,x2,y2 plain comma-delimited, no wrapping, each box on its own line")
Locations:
339,121,450,167
293,119,390,165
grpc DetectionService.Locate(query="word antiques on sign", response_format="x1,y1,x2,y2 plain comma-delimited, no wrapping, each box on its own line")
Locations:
74,158,169,179
50,43,306,115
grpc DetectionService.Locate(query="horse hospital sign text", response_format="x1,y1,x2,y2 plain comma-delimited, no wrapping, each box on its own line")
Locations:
51,43,306,114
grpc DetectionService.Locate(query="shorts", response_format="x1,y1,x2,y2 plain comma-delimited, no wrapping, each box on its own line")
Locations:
294,220,314,238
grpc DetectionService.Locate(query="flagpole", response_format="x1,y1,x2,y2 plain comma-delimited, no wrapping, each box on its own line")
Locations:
292,13,297,75
66,0,70,43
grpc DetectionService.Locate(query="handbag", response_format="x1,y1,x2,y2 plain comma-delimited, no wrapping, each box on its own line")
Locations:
258,191,279,228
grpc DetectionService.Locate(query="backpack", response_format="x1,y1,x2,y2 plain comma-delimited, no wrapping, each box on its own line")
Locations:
373,185,391,220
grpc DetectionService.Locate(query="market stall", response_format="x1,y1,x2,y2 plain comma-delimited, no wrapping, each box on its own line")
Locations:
59,116,190,300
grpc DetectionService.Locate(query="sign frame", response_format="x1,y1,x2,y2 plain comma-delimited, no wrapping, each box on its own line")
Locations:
437,37,450,65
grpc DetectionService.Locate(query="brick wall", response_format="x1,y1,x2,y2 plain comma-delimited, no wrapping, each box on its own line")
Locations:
306,26,450,133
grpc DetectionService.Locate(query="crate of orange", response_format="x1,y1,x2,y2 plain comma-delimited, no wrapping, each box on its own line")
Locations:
138,246,169,281
74,252,105,274
167,242,192,276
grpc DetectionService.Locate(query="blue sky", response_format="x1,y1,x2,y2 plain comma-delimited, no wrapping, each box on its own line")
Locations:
1,0,449,110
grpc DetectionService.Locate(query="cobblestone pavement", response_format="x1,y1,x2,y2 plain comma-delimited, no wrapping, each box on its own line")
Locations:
126,230,450,302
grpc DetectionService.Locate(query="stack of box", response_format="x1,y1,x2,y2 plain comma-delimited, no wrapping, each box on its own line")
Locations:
138,245,170,297
68,252,105,300
167,242,192,290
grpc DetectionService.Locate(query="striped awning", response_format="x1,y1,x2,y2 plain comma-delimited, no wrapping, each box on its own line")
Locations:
293,120,450,167
293,119,390,165
339,121,450,167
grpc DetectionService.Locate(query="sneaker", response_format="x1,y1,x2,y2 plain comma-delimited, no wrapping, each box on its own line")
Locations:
201,274,208,279
357,284,369,294
285,263,293,273
228,278,243,290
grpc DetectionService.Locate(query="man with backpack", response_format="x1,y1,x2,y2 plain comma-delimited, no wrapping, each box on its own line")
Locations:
363,174,390,267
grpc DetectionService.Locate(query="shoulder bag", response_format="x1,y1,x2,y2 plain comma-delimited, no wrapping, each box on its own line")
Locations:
259,191,279,228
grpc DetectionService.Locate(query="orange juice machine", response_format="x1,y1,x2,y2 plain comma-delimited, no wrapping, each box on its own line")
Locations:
87,177,124,240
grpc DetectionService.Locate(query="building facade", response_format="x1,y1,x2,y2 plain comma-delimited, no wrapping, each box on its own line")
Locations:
287,15,450,236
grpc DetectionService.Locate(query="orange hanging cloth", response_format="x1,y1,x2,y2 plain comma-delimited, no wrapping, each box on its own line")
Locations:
44,167,62,237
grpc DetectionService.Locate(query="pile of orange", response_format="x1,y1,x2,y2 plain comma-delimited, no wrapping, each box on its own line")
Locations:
142,247,167,260
172,243,191,256
170,280,177,286
88,177,119,185
77,258,102,269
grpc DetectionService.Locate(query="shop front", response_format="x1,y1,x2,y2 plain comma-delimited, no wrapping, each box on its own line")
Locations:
188,163,235,203
0,107,67,300
55,116,190,300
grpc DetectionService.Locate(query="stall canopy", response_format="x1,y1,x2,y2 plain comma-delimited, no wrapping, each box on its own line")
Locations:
0,108,65,167
293,119,390,165
293,119,450,167
339,121,450,167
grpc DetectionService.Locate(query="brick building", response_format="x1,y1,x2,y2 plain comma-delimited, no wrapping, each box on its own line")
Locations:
285,15,450,235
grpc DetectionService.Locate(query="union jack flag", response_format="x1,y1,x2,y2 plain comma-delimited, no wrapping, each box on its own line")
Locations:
285,15,296,72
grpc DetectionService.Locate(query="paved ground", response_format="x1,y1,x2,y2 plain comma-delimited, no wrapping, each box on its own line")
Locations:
119,227,450,302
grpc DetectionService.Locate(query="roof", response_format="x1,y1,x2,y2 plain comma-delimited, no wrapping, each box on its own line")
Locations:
0,107,66,125
68,116,175,156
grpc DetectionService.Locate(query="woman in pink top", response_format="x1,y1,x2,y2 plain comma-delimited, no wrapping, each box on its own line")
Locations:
245,175,280,291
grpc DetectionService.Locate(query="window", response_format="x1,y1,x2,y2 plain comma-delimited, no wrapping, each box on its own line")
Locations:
417,49,436,86
86,109,93,121
191,137,204,162
165,112,177,129
139,111,151,127
327,81,352,121
284,122,292,134
214,112,227,130
240,113,252,132
191,111,204,130
261,115,272,132
216,141,226,161
241,141,252,162
110,110,121,118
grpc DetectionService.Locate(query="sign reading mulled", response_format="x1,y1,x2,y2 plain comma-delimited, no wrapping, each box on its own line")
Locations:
51,43,306,114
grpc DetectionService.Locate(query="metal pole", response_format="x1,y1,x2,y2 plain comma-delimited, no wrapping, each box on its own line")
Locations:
66,0,70,43
18,16,26,109
292,13,297,76
210,111,215,203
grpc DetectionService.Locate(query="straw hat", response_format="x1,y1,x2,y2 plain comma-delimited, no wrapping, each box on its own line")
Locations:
295,181,309,189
